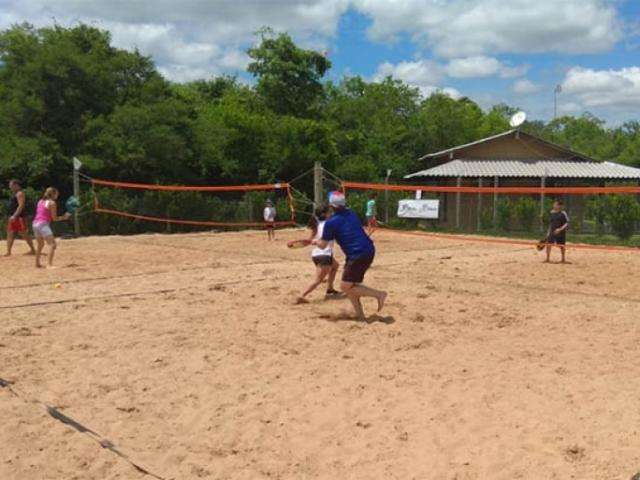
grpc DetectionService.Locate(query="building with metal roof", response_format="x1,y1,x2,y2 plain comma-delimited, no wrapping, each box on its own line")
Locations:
406,159,640,179
404,129,640,232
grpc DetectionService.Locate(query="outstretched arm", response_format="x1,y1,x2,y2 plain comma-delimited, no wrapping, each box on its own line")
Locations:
48,201,70,222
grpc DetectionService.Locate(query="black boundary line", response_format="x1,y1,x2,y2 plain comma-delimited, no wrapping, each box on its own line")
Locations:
111,236,315,264
0,257,290,292
0,378,164,479
0,265,215,291
0,274,298,310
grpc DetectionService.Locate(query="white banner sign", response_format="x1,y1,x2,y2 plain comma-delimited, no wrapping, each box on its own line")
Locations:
397,199,439,219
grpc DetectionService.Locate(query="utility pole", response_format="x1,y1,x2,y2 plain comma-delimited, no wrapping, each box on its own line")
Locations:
313,161,323,209
554,84,562,119
72,157,81,236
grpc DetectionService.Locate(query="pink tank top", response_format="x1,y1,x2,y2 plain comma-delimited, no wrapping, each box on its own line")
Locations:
33,199,53,224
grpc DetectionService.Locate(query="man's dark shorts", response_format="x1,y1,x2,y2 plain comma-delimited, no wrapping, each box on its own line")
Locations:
342,254,374,283
548,232,566,245
312,255,333,267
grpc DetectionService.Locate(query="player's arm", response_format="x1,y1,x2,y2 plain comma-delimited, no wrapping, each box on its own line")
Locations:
48,201,70,221
11,191,25,219
313,220,333,249
554,213,569,234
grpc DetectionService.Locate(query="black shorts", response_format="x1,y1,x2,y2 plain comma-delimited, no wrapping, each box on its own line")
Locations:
265,221,275,229
312,255,333,266
548,233,566,245
342,254,374,284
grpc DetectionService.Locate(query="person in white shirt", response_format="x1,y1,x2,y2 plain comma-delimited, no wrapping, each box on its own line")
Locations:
263,199,276,241
297,204,340,303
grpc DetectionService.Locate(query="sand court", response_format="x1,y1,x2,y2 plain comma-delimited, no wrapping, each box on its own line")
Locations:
1,228,640,479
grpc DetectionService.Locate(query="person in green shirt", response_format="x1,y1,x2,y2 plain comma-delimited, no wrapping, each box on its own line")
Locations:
365,193,377,231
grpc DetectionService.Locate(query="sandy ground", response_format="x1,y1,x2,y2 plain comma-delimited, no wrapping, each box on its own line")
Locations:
1,228,640,480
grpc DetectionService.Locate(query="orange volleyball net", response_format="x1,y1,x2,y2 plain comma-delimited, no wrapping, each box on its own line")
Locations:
86,178,297,234
341,180,640,251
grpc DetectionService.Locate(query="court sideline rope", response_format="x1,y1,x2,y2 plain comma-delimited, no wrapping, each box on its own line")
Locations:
0,274,300,310
0,378,165,479
377,227,640,253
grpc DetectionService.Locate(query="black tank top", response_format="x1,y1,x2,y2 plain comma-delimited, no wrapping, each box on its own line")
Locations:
549,211,568,230
8,192,27,217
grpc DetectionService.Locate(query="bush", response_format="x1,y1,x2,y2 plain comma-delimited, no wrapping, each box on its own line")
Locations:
513,197,537,232
607,195,640,240
479,208,494,230
586,196,609,235
495,198,511,231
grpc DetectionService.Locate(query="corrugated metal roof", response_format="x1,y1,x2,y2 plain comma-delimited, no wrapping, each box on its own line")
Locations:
405,159,640,179
418,130,593,162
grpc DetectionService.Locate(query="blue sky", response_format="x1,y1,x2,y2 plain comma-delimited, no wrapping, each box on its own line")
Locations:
2,0,639,124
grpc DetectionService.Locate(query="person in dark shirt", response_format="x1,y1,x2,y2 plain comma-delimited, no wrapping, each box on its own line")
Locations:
545,200,569,263
313,191,387,321
5,179,36,256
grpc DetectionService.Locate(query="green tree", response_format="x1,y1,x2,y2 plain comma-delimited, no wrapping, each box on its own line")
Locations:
247,29,331,118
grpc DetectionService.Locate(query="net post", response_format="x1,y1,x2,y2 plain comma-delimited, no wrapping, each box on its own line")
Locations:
313,162,323,208
539,173,546,233
492,175,498,227
477,177,483,232
72,157,81,236
455,176,461,229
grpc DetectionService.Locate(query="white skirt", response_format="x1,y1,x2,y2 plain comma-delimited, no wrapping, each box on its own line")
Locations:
33,221,53,238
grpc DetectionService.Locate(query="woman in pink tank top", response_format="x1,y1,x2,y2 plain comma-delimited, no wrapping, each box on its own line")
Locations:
33,187,71,268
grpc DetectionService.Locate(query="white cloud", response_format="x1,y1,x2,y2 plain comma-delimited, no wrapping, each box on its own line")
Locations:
561,67,640,109
512,78,540,94
373,59,460,99
446,56,527,78
0,0,350,81
354,0,619,58
374,59,443,86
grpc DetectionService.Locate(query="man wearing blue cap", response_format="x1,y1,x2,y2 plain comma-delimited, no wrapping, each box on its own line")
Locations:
313,191,387,320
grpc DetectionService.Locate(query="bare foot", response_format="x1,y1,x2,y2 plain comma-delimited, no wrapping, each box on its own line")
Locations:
295,297,309,305
377,292,388,312
46,265,59,270
36,264,44,269
24,251,36,256
543,259,550,263
3,253,10,257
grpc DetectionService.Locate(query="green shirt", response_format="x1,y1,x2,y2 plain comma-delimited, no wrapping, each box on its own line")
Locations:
365,199,376,217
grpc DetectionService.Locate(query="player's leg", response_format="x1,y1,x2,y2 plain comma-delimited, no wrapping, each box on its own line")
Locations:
342,282,387,312
5,228,15,256
35,236,45,268
44,235,57,268
340,256,387,319
301,263,328,299
544,243,552,262
326,258,339,295
21,230,36,254
560,245,566,263
341,281,366,320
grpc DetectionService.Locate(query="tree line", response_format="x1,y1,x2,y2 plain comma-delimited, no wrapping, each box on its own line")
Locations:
1,24,639,236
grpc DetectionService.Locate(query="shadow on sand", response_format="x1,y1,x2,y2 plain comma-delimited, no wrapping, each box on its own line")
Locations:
319,312,395,325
